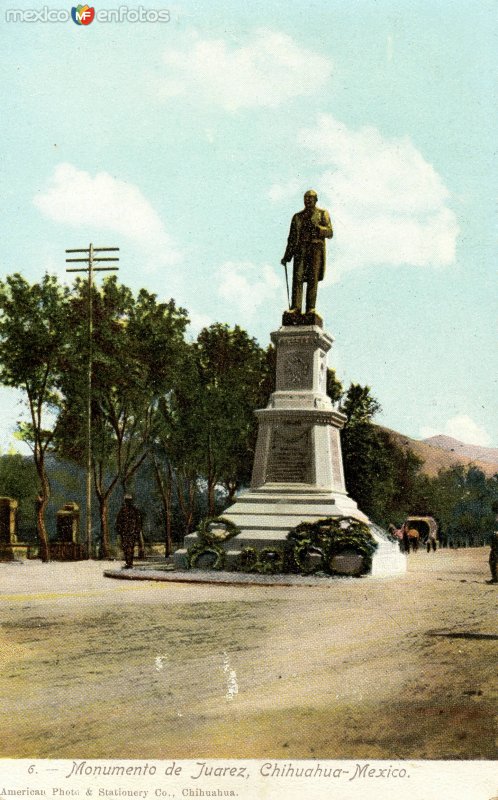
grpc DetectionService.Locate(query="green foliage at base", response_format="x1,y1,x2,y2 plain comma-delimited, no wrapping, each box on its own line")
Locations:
238,546,285,574
287,516,378,577
187,516,377,577
186,516,240,570
186,543,226,570
197,516,240,544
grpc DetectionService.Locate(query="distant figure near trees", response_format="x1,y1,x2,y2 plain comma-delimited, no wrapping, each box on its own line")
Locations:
116,495,142,569
401,523,410,553
486,530,498,584
426,526,437,553
281,190,333,317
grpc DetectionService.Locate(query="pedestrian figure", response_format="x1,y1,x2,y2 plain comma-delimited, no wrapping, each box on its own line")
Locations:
401,522,410,554
116,494,142,569
426,527,437,553
486,530,498,584
389,523,404,551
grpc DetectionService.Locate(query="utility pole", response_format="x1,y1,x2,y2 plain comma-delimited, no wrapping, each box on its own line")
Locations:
66,244,119,558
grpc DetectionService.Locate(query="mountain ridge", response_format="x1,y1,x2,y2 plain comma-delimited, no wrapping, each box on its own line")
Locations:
378,427,498,477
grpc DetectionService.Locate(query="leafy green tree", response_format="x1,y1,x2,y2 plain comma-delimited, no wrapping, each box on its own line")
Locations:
150,324,273,544
149,353,200,554
56,277,189,557
0,274,69,561
339,383,387,520
192,324,271,514
337,383,425,526
376,430,425,523
0,453,38,540
426,465,498,547
0,453,37,503
326,367,343,404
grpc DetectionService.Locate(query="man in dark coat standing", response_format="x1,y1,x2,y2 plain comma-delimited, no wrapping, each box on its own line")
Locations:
281,189,333,315
116,494,142,569
486,530,498,584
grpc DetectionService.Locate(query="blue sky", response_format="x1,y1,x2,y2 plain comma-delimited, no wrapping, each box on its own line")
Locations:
0,0,496,451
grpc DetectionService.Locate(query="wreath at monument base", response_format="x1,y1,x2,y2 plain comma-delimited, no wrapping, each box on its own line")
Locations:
186,543,226,571
238,546,286,575
197,516,240,544
287,516,377,577
185,515,376,576
186,516,241,570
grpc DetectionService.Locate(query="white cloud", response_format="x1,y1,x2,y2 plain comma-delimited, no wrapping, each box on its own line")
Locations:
280,115,458,278
34,163,181,269
187,310,214,339
420,414,491,447
217,262,281,319
268,179,302,204
160,29,332,111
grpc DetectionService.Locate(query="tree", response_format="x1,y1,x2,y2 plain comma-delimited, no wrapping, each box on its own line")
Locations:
426,465,498,547
149,324,273,545
339,383,387,520
337,383,425,526
0,274,69,561
0,453,38,540
326,367,343,404
56,277,189,557
192,324,272,514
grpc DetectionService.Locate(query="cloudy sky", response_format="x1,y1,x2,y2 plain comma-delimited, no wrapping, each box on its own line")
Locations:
0,0,496,451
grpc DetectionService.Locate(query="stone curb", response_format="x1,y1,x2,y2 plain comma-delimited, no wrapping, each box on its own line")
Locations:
103,567,365,587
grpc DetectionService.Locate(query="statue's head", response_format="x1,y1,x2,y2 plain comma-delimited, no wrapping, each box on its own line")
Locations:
304,189,318,210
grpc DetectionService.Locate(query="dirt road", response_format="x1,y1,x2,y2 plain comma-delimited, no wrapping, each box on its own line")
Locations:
0,549,496,759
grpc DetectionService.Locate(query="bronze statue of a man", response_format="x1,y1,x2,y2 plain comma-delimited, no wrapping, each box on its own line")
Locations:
281,190,333,316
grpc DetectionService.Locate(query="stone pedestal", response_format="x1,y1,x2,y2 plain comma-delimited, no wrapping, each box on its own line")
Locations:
0,496,24,561
174,324,406,577
51,502,84,561
56,502,80,543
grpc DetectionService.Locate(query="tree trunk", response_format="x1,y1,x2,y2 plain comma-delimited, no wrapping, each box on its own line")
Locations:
207,429,216,517
36,493,50,563
208,480,216,517
98,494,110,559
35,454,50,563
94,461,120,559
177,471,196,537
164,475,173,556
152,456,174,557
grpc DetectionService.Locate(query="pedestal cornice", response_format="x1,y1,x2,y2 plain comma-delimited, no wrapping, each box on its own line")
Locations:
255,407,347,429
271,324,334,352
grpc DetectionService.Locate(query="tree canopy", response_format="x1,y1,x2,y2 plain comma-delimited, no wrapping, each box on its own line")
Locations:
0,273,70,560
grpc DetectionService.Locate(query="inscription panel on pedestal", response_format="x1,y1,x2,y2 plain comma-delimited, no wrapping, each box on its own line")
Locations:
278,350,311,391
266,422,312,483
330,428,346,491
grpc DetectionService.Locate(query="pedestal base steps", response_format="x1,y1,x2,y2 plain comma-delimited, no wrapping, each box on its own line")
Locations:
172,484,406,578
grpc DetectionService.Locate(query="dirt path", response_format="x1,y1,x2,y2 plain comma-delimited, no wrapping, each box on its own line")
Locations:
0,549,496,759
